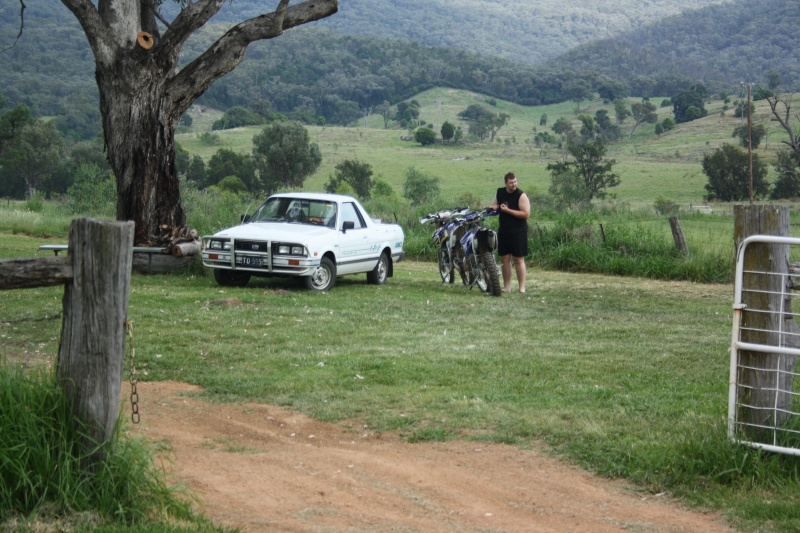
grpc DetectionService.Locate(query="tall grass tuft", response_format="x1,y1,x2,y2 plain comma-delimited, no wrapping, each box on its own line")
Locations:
0,364,220,531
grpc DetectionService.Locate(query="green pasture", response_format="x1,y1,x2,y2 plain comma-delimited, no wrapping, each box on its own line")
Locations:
178,88,798,210
3,229,800,532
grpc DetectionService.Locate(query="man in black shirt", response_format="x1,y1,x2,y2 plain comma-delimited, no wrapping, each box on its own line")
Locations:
491,172,531,293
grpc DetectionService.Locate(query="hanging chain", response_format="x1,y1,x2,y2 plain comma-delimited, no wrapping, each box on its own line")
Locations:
126,320,140,424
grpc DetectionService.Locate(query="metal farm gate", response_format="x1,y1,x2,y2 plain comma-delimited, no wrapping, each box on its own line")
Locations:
729,235,800,456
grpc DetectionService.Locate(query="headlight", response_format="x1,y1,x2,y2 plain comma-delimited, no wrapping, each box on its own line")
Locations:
274,243,306,256
208,240,231,250
208,240,221,250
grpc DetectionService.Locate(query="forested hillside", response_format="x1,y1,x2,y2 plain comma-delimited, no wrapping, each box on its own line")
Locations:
0,0,796,140
197,0,734,65
550,0,800,89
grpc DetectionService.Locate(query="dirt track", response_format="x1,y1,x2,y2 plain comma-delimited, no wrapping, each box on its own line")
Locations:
128,381,732,532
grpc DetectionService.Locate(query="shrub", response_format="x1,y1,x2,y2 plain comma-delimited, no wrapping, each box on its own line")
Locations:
66,163,116,217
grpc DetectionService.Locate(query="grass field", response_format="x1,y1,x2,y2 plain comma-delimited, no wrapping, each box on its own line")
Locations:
2,229,800,531
177,88,797,210
5,88,800,531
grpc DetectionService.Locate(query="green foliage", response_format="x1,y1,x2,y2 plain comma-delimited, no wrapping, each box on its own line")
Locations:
24,192,45,213
402,167,440,206
214,175,248,195
252,121,321,192
206,148,259,192
456,190,485,210
0,365,203,529
702,144,769,202
185,154,207,187
198,132,222,146
660,117,675,131
672,88,708,124
527,213,733,283
732,124,767,149
0,119,66,199
414,126,436,146
440,121,455,143
66,163,116,217
628,99,658,138
653,195,680,216
458,104,510,142
547,140,620,205
734,101,755,119
324,159,375,200
211,106,264,131
0,103,33,154
372,178,396,198
180,178,252,236
597,80,628,102
613,99,631,125
394,101,420,124
770,151,800,200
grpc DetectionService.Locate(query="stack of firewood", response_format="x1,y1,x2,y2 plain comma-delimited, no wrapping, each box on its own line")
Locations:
155,225,203,257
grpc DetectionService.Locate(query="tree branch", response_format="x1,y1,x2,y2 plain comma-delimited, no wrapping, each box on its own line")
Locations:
1,0,26,53
166,0,337,117
59,0,113,63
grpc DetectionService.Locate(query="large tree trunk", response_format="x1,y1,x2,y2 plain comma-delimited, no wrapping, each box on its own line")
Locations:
61,0,338,245
97,70,184,245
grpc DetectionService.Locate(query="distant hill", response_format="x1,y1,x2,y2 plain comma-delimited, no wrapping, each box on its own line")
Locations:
202,0,735,66
548,0,800,89
1,0,797,140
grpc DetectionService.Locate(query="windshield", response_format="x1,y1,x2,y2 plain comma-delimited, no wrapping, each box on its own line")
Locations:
249,197,337,228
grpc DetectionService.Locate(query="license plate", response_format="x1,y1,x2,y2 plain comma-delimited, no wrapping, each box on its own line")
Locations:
241,256,263,267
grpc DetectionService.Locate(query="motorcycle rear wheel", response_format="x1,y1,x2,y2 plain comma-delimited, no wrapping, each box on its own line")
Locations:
480,251,502,297
437,247,454,283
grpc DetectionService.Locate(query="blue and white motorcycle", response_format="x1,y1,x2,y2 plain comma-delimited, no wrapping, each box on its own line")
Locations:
421,207,501,296
454,208,502,297
419,208,469,284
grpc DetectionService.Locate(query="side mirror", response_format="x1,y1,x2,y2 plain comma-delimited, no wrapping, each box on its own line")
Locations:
342,221,355,232
241,214,251,223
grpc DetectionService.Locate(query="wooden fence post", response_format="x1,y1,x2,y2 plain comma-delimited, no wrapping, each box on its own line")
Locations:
734,205,798,429
668,216,688,255
56,218,134,458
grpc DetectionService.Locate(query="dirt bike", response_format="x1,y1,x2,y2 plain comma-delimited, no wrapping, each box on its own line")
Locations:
421,207,501,296
452,208,502,297
419,207,469,284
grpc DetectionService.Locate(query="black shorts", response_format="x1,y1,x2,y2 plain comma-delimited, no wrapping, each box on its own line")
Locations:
498,231,528,258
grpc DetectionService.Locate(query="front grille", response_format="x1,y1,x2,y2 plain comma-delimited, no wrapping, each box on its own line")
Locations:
235,240,268,252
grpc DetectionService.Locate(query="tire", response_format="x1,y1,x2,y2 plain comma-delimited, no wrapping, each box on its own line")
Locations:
481,251,502,297
474,258,489,292
367,252,389,285
437,247,454,283
214,268,251,287
304,257,336,291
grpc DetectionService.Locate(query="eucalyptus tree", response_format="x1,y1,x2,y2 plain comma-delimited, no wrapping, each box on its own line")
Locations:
57,0,338,243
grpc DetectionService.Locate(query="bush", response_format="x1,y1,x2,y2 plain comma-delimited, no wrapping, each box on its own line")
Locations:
653,196,680,216
181,178,253,235
24,192,45,213
66,163,116,217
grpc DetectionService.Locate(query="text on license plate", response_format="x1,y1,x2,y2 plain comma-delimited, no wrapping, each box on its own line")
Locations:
241,256,263,267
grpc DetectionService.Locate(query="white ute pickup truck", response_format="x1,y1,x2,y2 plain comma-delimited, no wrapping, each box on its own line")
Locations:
202,192,405,291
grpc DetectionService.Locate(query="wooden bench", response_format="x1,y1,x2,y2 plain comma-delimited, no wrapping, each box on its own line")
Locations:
40,244,167,274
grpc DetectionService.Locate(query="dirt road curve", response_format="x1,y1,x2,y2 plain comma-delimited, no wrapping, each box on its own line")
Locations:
128,381,731,533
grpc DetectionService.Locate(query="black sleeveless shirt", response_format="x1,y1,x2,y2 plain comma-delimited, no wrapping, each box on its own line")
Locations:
496,187,528,235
